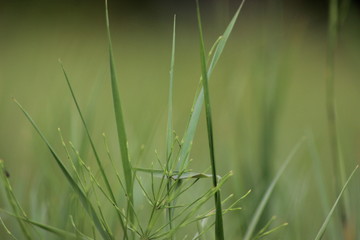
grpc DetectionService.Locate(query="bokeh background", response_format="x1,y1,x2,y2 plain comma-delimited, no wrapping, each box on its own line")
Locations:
1,0,360,239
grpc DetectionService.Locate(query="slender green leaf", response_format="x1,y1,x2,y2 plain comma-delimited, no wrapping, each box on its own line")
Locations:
24,218,92,240
166,15,176,237
13,99,113,240
172,172,215,180
134,167,166,174
134,167,218,180
196,1,224,239
0,160,32,240
166,15,176,168
307,131,338,240
59,61,126,234
0,208,93,240
243,138,305,240
0,215,18,240
314,165,359,240
326,0,351,228
178,0,246,169
254,223,288,240
105,0,134,227
253,216,288,240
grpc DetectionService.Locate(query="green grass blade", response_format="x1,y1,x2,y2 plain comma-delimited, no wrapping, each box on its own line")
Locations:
326,0,352,231
207,0,245,76
105,0,134,226
0,215,18,240
134,167,217,180
178,0,245,169
166,15,176,166
314,165,359,240
0,160,33,240
59,62,126,235
13,99,113,240
196,1,224,239
23,218,92,240
243,138,305,240
327,0,351,221
0,208,93,240
307,131,338,240
166,15,176,237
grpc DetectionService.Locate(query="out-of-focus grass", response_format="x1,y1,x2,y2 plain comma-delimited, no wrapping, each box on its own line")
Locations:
1,2,360,239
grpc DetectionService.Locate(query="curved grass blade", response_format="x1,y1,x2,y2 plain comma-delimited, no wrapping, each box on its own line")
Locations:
178,0,246,170
59,61,126,235
307,131,338,240
243,138,305,240
196,1,224,239
253,216,288,240
13,99,113,240
0,208,93,240
314,165,359,240
0,160,32,240
105,0,134,227
0,215,18,240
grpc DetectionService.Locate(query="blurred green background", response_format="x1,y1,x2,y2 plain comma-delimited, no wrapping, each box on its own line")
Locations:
1,0,360,239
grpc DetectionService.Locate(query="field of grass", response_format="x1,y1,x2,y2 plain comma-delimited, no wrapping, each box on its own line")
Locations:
1,0,360,239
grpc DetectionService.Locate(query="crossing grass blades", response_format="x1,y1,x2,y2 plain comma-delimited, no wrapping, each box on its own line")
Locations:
0,0,358,239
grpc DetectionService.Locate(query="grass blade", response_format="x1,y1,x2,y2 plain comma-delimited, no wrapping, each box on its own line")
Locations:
178,0,245,169
326,0,352,233
166,15,176,237
166,15,176,168
0,215,18,240
314,165,358,240
13,99,113,240
307,131,338,240
59,62,126,235
0,160,32,240
0,208,94,240
23,217,91,240
105,0,134,228
196,1,224,239
243,138,305,240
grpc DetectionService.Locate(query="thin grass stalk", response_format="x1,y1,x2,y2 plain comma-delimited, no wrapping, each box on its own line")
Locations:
196,1,224,239
326,0,351,231
165,15,176,237
307,131,339,240
0,160,32,240
105,0,134,233
314,165,359,240
243,139,304,240
177,0,246,171
0,215,17,240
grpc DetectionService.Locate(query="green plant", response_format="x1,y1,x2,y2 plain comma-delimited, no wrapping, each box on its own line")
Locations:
1,1,247,239
1,1,359,240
